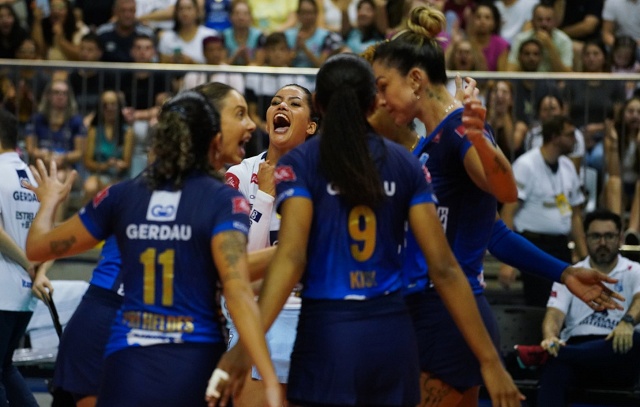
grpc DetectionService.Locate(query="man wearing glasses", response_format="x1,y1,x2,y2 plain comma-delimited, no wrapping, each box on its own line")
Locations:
518,209,640,406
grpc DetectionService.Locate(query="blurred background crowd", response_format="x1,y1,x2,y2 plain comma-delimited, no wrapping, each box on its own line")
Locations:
0,0,639,232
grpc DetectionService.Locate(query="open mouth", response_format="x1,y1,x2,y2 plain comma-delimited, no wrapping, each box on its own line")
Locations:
273,113,291,134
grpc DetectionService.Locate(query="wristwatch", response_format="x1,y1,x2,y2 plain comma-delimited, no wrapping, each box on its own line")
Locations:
620,314,636,325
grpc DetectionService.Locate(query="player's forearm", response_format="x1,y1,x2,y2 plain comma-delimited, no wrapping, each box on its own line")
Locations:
469,138,517,203
0,229,30,270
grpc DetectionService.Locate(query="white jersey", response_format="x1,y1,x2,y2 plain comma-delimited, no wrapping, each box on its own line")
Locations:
512,148,584,235
0,152,40,311
547,255,640,342
226,153,300,309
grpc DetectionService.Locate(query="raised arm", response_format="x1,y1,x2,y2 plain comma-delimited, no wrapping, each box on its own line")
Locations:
23,160,99,261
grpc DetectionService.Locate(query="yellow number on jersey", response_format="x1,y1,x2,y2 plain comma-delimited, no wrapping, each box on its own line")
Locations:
140,248,175,306
348,206,376,262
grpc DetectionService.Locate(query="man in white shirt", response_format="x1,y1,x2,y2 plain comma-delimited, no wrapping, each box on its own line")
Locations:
518,209,640,406
507,2,574,72
0,110,45,407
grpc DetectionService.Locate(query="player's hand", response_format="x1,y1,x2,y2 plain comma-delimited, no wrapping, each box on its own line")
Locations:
31,271,53,302
561,266,624,311
205,343,251,407
454,74,479,104
498,264,517,289
479,359,525,406
462,98,486,143
257,160,276,197
23,159,77,208
606,320,634,354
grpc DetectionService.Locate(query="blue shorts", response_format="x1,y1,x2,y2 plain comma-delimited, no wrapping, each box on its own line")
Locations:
288,292,420,407
96,342,225,407
53,285,123,398
228,306,299,383
406,289,500,392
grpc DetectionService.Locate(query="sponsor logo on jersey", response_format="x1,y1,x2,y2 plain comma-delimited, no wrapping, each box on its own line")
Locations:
433,130,442,143
93,187,110,208
232,196,251,215
614,280,623,292
225,173,240,189
250,209,262,222
13,190,38,202
550,290,557,298
455,125,466,138
251,173,259,184
422,166,432,183
16,169,30,189
146,191,181,221
275,165,296,183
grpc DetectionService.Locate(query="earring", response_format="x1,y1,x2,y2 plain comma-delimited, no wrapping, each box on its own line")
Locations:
415,93,421,100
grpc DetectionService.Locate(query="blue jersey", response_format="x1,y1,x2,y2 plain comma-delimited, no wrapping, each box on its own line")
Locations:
275,133,436,300
410,109,498,294
78,172,251,356
89,235,123,294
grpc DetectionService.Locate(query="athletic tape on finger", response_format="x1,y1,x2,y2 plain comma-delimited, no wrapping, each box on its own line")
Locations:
206,368,230,398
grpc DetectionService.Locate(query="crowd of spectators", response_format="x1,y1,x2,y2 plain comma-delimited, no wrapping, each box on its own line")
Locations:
0,0,639,225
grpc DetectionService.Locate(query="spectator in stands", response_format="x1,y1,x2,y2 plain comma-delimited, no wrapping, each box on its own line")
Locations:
158,0,217,64
552,0,604,71
121,34,172,111
249,0,298,34
444,0,474,32
500,115,587,307
97,0,157,63
135,0,177,33
74,0,115,31
493,0,537,45
31,0,89,61
466,1,509,71
201,0,232,31
245,31,313,153
338,0,385,55
601,0,640,54
285,0,343,68
511,39,560,127
523,93,586,173
223,0,266,66
0,4,29,59
4,38,50,135
485,79,528,162
507,3,573,72
68,33,116,118
444,38,487,100
610,35,640,100
24,79,86,221
519,209,640,407
82,90,134,202
180,34,245,92
319,0,356,33
604,96,640,226
562,40,626,174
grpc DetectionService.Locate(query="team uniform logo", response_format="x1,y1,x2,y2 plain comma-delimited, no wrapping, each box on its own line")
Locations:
275,166,296,183
146,191,181,221
232,196,251,215
16,169,30,189
251,173,259,184
93,187,111,208
225,173,240,190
